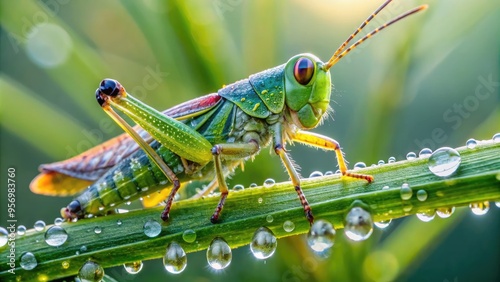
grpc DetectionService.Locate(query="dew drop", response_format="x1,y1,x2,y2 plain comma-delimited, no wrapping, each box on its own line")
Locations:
123,261,143,275
374,219,392,229
93,227,102,234
354,162,366,169
266,215,274,223
382,185,390,190
324,171,334,176
428,147,461,177
207,237,232,270
416,190,428,202
54,218,64,226
377,160,385,165
98,206,105,211
17,225,27,236
436,207,455,218
406,152,416,160
470,201,490,215
388,156,396,163
344,207,373,241
78,260,104,282
258,197,263,204
250,227,277,259
466,138,477,149
309,171,323,178
400,183,413,200
80,245,88,253
20,252,38,270
263,178,275,188
419,148,432,158
307,220,336,252
117,220,122,226
416,209,436,222
182,229,197,243
44,226,68,247
283,220,295,232
34,220,46,232
232,184,245,191
493,133,500,142
495,201,500,208
62,261,70,269
249,183,258,188
403,203,413,213
0,227,8,247
143,219,162,238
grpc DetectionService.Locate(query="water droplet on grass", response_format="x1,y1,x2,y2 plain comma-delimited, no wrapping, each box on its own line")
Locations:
428,147,461,177
34,220,46,232
309,171,323,178
436,207,455,218
374,220,392,229
163,242,187,274
263,178,275,188
207,237,232,270
307,220,336,252
93,227,102,234
20,252,38,270
388,156,396,163
54,218,64,226
419,148,432,158
324,171,334,176
344,207,373,241
44,226,68,247
400,183,412,200
354,162,366,169
406,152,416,160
495,202,500,208
466,138,477,149
143,219,162,237
250,227,277,259
493,133,500,142
182,229,197,243
258,197,263,204
124,261,143,274
0,227,8,247
62,261,70,269
17,225,26,236
78,261,104,282
283,220,295,232
470,201,490,215
232,184,244,191
416,210,436,222
266,215,274,223
378,160,385,165
416,190,428,201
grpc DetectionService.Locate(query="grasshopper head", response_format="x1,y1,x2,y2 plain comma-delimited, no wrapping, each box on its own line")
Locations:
61,200,82,220
284,54,331,129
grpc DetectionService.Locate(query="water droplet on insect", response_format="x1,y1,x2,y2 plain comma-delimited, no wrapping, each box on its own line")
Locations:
249,183,258,188
309,171,323,178
207,237,232,270
17,225,26,236
117,220,122,226
374,220,392,229
419,148,432,158
416,209,436,222
123,261,143,274
406,152,416,160
377,160,385,165
250,227,277,259
232,184,245,191
466,138,477,149
34,220,46,232
263,178,275,188
258,197,263,204
416,190,428,202
93,227,102,234
388,156,396,163
283,220,295,232
266,215,274,223
344,207,373,241
354,162,366,169
324,171,334,176
0,227,8,247
400,183,413,200
436,207,455,218
44,226,68,247
492,133,500,142
20,252,38,270
78,261,104,282
428,147,461,177
182,229,197,243
307,220,336,252
62,261,70,269
470,201,490,215
143,219,162,237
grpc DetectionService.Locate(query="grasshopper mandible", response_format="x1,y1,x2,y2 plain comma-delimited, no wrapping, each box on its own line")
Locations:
30,0,427,224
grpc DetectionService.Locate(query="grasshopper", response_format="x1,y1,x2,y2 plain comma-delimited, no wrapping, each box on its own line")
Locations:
30,0,427,224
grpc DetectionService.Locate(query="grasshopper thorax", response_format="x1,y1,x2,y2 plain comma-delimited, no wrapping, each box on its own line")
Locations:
284,53,331,130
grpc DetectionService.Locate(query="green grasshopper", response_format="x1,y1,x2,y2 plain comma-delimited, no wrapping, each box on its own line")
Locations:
30,0,427,224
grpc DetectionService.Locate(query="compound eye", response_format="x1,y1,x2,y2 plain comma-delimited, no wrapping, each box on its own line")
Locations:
99,79,120,97
293,57,314,85
67,200,82,214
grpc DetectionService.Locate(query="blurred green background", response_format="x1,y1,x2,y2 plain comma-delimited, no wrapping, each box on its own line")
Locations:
1,0,499,281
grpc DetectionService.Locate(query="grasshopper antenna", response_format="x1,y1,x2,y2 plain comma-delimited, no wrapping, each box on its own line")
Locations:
324,2,428,70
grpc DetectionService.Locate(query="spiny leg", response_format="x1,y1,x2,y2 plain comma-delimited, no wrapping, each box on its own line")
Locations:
210,141,260,223
292,130,374,182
